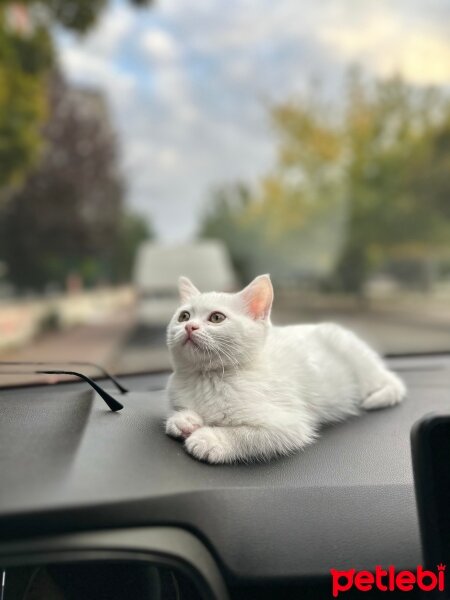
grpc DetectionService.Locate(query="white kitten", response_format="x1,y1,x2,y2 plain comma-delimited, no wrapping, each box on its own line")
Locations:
165,274,406,464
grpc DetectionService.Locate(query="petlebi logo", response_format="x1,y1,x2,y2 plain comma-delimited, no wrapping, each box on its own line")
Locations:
330,564,446,597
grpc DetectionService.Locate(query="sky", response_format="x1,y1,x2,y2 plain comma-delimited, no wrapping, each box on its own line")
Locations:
57,0,450,241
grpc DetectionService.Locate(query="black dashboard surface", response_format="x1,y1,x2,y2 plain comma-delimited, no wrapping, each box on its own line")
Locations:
0,356,449,580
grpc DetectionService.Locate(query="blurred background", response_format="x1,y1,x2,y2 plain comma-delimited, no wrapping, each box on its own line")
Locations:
0,0,450,385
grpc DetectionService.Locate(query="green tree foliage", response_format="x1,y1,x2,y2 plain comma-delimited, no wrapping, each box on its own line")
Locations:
0,1,154,290
200,75,450,292
330,75,450,292
0,0,151,196
200,184,259,282
0,12,53,191
113,212,154,283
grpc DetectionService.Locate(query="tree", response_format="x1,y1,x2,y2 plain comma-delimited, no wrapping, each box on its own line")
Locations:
200,74,450,293
331,75,450,292
200,184,257,282
113,212,154,283
0,72,128,290
0,11,53,192
0,0,151,197
20,0,151,33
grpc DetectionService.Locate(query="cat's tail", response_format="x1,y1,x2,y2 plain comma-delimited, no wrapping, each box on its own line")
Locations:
361,370,406,411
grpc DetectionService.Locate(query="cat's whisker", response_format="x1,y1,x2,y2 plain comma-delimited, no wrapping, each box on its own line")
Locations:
210,343,226,378
215,340,242,363
205,344,214,371
203,343,225,378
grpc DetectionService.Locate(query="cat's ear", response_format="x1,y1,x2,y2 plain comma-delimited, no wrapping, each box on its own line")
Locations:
178,276,200,303
238,274,273,321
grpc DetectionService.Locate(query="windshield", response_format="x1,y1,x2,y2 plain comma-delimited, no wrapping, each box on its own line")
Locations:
1,0,449,386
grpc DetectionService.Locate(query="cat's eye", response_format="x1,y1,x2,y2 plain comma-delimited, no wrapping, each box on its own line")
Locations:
178,310,190,322
209,312,226,324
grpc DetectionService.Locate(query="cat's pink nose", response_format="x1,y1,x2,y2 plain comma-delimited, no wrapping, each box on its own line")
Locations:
185,323,199,335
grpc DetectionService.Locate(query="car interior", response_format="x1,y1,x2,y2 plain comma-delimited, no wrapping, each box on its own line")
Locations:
1,0,450,598
1,355,449,599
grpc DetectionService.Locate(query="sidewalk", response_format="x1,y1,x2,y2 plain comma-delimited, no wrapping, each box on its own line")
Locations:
0,309,134,387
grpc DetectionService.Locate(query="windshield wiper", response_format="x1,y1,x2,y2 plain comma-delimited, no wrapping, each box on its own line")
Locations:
0,365,124,412
0,360,128,394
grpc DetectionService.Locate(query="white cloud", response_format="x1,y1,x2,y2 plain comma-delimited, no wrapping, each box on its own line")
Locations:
56,0,450,241
88,4,134,55
140,29,179,61
60,45,136,106
320,9,450,85
58,3,137,99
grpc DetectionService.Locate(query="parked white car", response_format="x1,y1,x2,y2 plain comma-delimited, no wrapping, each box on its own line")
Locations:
133,240,237,327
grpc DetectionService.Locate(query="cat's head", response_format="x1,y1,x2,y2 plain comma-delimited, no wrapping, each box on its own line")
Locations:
167,274,273,372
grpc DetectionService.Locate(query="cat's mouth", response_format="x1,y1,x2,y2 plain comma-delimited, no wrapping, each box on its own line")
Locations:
182,335,199,348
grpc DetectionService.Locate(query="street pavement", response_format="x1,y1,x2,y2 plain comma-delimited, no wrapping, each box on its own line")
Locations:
0,310,133,387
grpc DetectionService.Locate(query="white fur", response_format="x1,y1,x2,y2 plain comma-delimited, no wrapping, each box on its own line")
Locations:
165,275,406,464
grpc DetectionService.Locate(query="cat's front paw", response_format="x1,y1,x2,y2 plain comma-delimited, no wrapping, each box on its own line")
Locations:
185,427,235,464
165,410,203,439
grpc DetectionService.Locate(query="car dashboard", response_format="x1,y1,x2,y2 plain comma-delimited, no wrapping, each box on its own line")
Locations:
0,356,448,599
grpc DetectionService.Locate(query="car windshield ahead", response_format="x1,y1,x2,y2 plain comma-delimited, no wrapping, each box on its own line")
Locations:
0,0,449,387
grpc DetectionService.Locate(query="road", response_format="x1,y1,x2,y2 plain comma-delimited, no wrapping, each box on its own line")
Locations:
0,311,133,387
